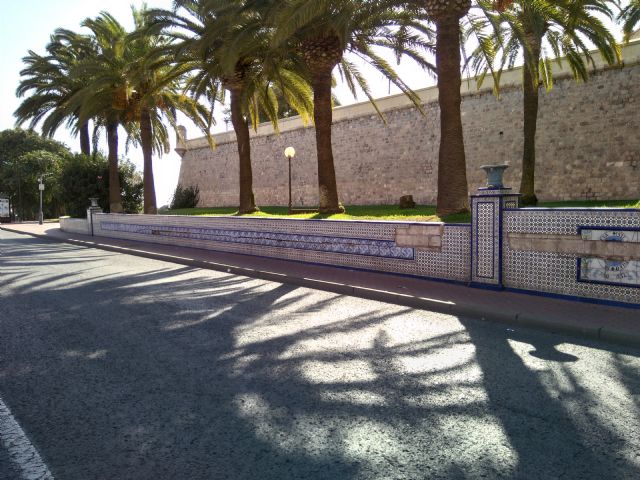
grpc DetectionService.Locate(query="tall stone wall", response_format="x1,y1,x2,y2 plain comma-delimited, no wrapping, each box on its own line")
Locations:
177,42,640,207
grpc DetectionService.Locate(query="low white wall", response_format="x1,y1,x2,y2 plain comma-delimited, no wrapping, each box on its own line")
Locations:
73,209,640,306
92,213,471,282
60,217,90,235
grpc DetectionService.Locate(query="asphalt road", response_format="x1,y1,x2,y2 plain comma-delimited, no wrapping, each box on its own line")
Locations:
1,229,639,480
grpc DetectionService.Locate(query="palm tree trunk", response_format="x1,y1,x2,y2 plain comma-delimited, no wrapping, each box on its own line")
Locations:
435,16,469,216
313,67,342,214
79,122,91,156
520,38,541,206
106,121,123,213
140,108,157,214
229,87,257,214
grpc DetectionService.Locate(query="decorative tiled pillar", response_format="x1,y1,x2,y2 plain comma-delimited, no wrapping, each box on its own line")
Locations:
471,166,521,288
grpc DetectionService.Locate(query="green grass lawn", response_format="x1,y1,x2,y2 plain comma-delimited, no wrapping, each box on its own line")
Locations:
160,199,639,223
162,204,466,222
534,199,640,209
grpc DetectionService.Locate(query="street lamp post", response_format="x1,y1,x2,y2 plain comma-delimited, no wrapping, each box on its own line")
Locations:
38,176,45,225
284,147,296,214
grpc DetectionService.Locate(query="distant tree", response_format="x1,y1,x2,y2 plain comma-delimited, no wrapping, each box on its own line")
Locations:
59,154,109,217
0,128,70,220
0,128,69,162
113,159,143,214
0,128,142,219
59,153,143,217
16,150,66,220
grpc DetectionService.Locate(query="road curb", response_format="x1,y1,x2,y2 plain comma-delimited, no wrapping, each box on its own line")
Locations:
598,326,640,347
3,225,638,349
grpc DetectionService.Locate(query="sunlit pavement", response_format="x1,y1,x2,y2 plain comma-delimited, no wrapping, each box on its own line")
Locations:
1,229,639,480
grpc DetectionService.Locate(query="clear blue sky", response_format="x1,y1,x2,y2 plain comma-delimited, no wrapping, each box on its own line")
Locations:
0,1,628,205
0,1,186,205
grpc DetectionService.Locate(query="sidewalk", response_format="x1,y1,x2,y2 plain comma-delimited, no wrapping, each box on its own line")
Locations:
2,222,639,347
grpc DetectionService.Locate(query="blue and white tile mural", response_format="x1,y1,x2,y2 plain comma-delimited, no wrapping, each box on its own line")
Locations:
579,228,640,287
100,222,415,260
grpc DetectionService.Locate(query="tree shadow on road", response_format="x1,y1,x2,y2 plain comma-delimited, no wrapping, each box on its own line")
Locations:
1,236,639,479
462,318,639,479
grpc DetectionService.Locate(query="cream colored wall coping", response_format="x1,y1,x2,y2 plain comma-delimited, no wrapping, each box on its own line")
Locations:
184,39,640,150
508,232,640,260
395,224,444,249
60,216,90,235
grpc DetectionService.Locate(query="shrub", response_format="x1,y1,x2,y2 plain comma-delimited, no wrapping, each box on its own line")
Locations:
170,184,200,209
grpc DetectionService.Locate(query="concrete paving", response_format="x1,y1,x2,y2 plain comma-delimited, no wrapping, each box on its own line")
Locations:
2,222,639,347
1,228,640,479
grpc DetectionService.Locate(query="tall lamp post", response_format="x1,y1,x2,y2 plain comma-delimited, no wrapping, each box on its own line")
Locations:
284,147,296,214
36,173,52,225
37,176,45,225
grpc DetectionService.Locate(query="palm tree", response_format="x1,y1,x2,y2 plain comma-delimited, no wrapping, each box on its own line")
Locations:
69,12,133,213
619,0,640,41
469,0,620,205
149,0,313,214
414,0,473,216
126,6,213,214
15,28,94,155
271,0,432,213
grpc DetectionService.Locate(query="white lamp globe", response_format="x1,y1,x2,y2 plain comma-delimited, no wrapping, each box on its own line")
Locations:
284,146,296,159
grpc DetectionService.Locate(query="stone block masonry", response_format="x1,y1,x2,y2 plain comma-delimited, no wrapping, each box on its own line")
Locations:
177,40,640,207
